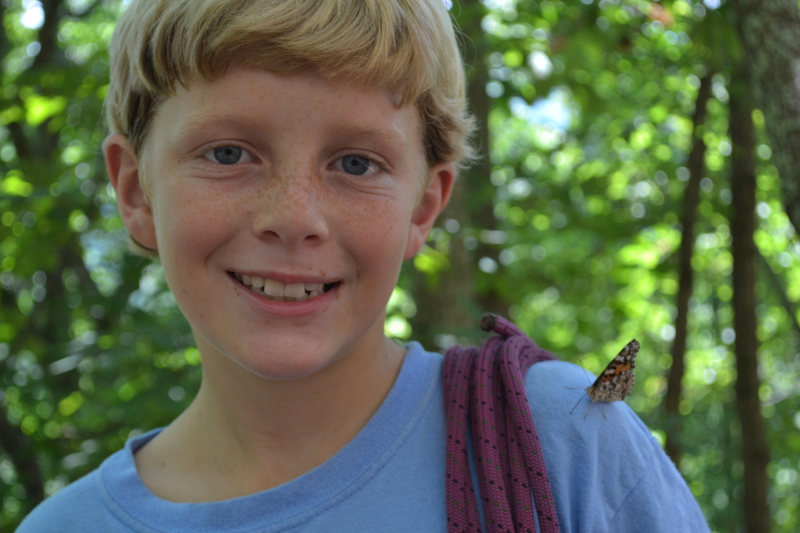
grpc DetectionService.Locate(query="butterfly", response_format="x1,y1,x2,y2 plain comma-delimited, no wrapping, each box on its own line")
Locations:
570,339,639,419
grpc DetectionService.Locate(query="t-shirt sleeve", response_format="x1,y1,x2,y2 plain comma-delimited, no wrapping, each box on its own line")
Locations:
525,359,710,532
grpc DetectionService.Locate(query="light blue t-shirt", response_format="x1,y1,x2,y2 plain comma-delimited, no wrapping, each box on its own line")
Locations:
17,342,709,532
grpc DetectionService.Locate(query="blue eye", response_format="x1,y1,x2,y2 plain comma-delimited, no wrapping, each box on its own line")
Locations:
340,155,372,176
204,145,252,165
211,146,242,165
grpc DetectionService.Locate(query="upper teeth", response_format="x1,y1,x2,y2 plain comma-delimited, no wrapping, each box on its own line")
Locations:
235,273,325,301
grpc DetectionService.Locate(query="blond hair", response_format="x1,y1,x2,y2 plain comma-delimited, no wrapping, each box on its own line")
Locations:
105,0,475,169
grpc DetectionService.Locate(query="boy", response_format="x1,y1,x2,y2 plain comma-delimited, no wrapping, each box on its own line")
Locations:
18,0,709,531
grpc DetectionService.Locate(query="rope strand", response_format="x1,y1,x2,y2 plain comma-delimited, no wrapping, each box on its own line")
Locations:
444,314,560,533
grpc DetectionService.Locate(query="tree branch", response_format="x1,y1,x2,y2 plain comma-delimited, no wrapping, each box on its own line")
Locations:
757,250,800,341
664,71,713,465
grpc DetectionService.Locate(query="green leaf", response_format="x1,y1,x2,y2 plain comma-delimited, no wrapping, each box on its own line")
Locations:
24,94,68,127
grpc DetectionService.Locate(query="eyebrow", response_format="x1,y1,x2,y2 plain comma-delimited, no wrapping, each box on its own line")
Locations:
174,113,412,150
329,124,410,147
173,114,266,141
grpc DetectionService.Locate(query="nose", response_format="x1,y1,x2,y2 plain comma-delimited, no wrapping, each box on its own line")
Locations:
251,166,329,248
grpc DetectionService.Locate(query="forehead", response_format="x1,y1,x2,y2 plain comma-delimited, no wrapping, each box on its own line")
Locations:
149,68,423,152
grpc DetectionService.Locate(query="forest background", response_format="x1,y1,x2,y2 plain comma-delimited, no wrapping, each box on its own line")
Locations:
2,0,799,531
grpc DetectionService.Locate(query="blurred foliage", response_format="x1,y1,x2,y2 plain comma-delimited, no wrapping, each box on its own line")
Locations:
1,0,199,528
2,1,799,532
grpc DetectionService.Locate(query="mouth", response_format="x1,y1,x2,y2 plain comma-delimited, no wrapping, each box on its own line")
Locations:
229,272,339,302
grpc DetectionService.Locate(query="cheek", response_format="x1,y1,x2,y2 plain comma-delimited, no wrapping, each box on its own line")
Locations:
151,183,238,269
342,197,410,264
348,195,399,233
152,190,237,323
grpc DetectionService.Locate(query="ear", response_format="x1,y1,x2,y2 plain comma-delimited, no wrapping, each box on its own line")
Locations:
403,162,455,260
104,133,158,251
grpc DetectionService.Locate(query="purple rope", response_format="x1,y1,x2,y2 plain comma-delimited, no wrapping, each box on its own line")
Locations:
444,314,560,533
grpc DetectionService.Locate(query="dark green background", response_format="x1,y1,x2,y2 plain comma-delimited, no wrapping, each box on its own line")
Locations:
2,1,799,531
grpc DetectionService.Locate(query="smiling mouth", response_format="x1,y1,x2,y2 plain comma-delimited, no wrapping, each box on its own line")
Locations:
230,272,338,302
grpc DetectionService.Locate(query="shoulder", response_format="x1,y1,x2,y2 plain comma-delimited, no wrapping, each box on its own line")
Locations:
16,432,162,533
524,358,645,429
523,359,660,476
16,469,106,532
524,359,709,532
524,358,652,436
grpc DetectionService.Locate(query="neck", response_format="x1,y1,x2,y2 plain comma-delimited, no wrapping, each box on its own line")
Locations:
197,333,405,451
136,334,405,501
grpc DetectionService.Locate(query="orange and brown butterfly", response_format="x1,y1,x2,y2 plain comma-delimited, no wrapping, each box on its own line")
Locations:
570,339,639,418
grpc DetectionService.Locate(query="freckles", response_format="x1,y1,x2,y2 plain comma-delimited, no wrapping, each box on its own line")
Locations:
255,181,279,204
343,203,381,238
343,198,406,266
174,189,237,244
202,194,235,224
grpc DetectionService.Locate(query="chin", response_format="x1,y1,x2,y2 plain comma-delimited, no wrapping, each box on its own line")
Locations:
228,349,341,382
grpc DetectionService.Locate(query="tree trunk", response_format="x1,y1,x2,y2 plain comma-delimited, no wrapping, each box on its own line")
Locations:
731,0,800,237
664,72,713,465
410,0,491,347
729,66,772,533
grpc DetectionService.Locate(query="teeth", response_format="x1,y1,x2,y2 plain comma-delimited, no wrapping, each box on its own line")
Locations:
263,278,285,299
284,283,305,299
235,273,327,301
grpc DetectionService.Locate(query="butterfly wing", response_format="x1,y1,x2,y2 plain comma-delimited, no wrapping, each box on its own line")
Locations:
585,339,639,403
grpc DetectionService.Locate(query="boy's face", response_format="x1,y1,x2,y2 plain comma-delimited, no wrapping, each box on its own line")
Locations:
106,67,453,380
